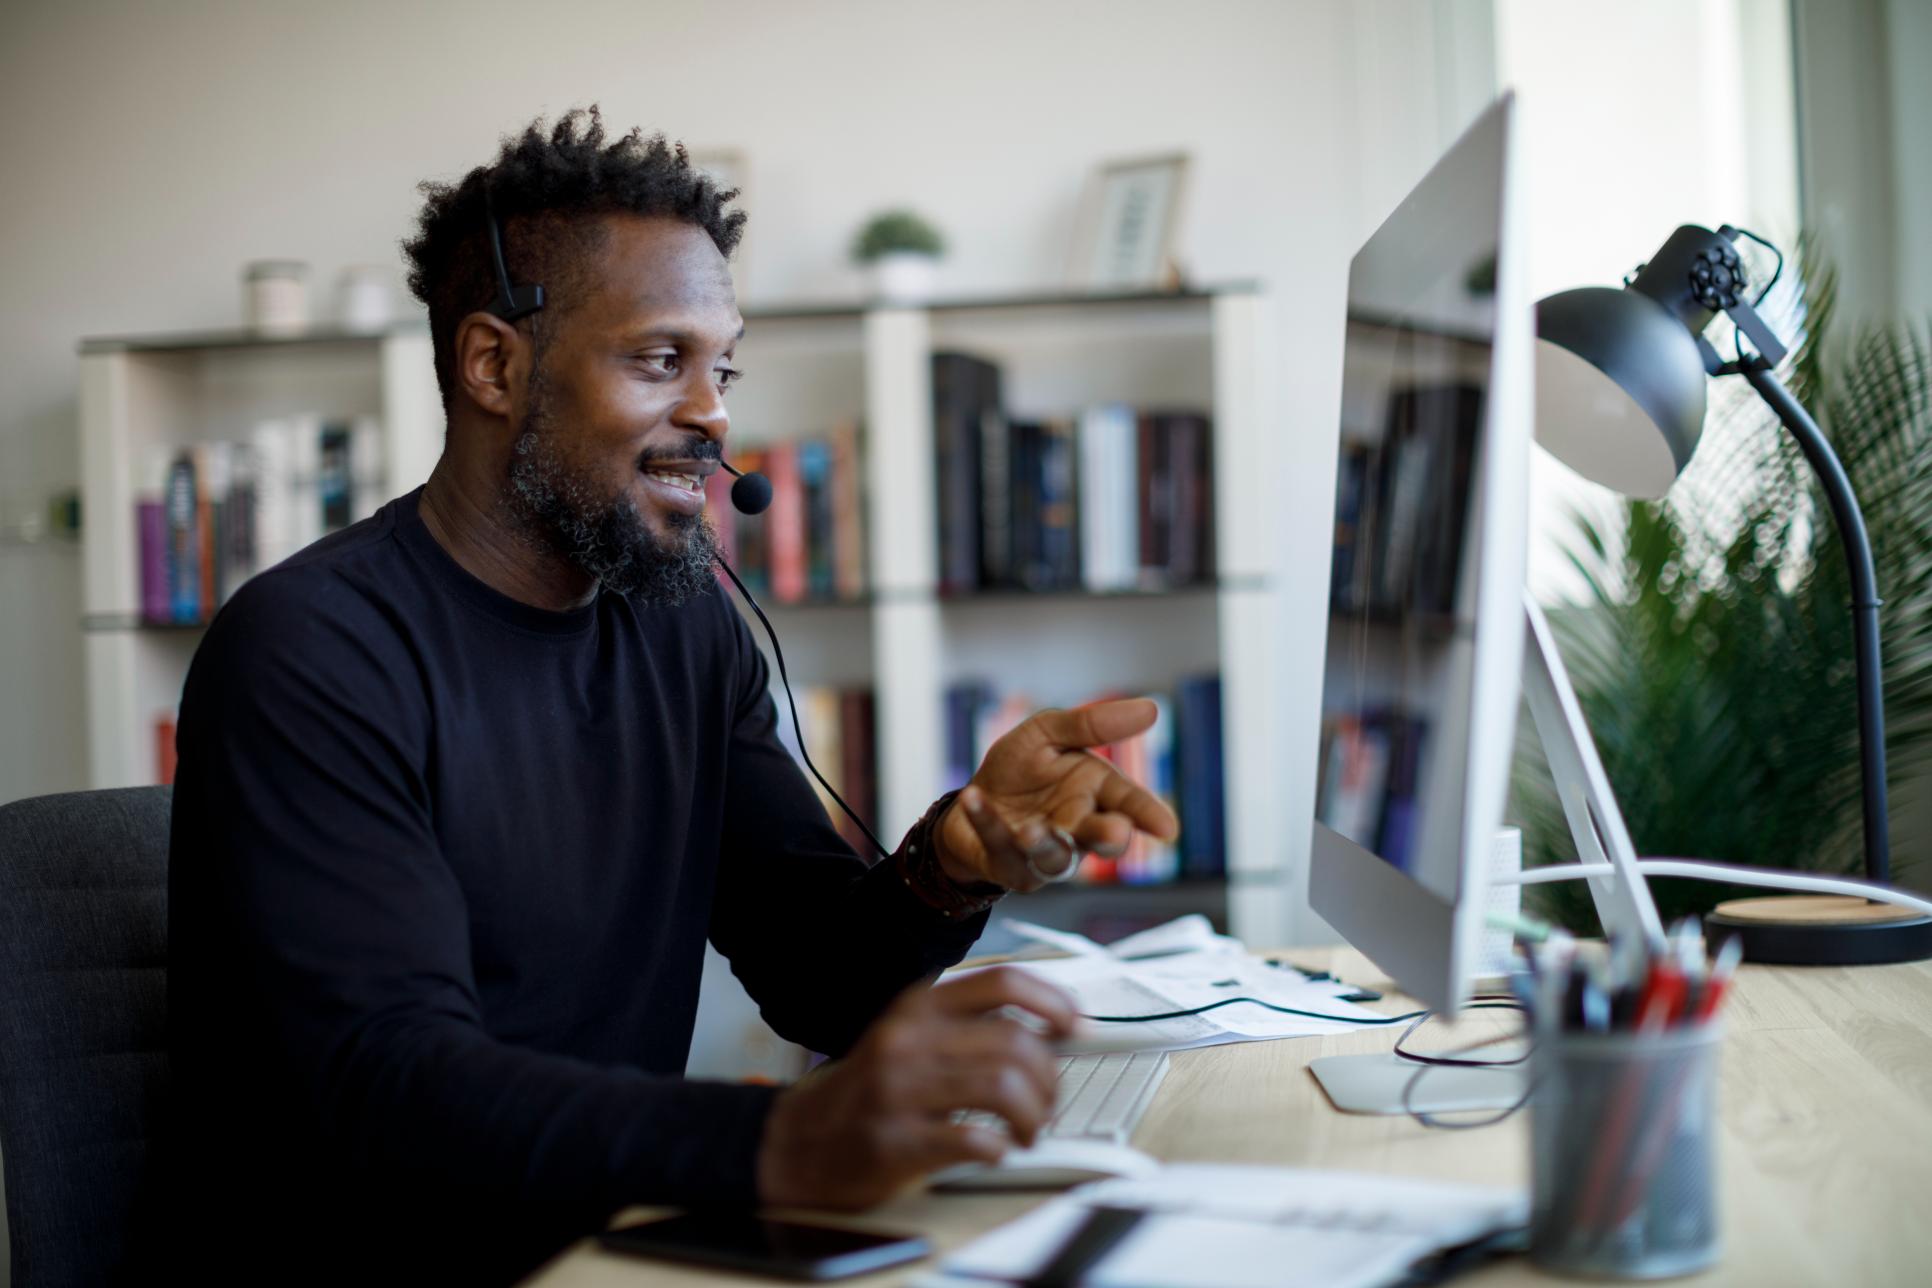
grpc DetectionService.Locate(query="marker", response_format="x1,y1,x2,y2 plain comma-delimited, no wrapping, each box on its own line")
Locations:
1633,957,1687,1033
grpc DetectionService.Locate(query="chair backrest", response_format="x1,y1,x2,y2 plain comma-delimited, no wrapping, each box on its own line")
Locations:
0,787,170,1286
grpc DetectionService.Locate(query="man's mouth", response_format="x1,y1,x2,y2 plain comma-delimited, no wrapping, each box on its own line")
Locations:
641,468,704,494
636,458,718,515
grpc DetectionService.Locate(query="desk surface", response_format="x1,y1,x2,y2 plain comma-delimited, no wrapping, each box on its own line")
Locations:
527,947,1932,1286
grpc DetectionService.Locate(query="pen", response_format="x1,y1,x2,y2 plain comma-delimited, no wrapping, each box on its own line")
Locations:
1534,935,1573,1038
1633,957,1687,1034
1691,935,1744,1023
1580,956,1612,1033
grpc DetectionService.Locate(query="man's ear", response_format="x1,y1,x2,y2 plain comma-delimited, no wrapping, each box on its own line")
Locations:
453,310,527,419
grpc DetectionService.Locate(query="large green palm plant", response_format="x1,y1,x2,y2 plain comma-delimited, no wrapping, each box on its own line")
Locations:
1510,267,1932,930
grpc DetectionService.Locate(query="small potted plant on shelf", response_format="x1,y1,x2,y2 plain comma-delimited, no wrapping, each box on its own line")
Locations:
852,209,945,303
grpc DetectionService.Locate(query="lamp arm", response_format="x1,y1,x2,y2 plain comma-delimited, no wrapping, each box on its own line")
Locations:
1737,362,1891,885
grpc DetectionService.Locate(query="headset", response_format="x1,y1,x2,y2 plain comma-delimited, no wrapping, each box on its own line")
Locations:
482,194,885,859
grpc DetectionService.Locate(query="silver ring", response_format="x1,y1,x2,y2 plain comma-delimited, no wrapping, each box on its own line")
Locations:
1030,826,1082,882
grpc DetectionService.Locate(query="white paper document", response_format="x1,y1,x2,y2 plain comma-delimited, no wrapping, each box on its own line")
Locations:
966,917,1388,1054
917,1164,1527,1288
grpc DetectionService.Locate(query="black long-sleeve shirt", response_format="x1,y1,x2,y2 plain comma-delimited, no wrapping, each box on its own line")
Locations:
164,488,985,1283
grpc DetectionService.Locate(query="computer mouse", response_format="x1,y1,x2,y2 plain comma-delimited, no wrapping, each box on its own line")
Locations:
928,1138,1161,1192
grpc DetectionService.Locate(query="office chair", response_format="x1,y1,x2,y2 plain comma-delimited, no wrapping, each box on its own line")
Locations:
0,787,171,1285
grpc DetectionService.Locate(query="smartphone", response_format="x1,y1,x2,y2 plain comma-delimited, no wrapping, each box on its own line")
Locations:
598,1211,931,1281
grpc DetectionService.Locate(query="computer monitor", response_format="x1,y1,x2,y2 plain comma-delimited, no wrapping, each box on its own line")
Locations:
1308,94,1532,1020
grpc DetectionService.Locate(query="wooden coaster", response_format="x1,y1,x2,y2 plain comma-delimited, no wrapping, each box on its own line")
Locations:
1709,894,1921,926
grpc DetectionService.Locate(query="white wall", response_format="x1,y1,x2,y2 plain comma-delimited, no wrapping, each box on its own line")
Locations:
1495,0,1799,605
1793,0,1932,326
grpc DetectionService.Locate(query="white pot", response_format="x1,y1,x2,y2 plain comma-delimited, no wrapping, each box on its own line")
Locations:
870,252,938,303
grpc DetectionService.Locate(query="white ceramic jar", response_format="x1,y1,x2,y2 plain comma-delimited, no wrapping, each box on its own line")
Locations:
245,260,311,336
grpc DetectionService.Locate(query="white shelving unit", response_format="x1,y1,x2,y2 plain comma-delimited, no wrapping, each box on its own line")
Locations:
75,286,1287,946
77,325,440,789
727,285,1285,946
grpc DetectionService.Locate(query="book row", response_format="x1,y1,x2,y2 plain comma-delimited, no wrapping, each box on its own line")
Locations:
770,684,878,858
934,351,1216,596
706,425,865,604
942,675,1225,885
135,416,384,625
1315,708,1431,875
1330,383,1482,620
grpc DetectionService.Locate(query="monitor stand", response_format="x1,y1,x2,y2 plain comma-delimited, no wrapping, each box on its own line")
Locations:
1311,594,1663,1116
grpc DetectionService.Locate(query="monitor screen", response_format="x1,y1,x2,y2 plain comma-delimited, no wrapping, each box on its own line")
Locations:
1316,119,1505,908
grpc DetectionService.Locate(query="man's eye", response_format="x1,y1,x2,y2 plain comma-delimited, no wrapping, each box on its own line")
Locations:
715,366,744,391
636,353,679,376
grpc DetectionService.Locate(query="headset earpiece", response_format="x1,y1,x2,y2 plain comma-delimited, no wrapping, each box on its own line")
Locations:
483,186,545,323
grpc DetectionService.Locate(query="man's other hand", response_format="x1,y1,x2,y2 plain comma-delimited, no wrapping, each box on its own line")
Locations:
755,967,1078,1209
936,698,1181,891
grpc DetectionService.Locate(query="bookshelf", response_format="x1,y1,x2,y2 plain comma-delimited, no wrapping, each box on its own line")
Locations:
77,325,441,788
76,284,1287,946
723,285,1282,945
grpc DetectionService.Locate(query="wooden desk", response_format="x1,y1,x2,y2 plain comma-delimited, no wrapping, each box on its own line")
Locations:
528,948,1932,1286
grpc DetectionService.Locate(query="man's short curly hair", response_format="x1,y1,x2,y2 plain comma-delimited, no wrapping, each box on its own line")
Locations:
402,105,746,412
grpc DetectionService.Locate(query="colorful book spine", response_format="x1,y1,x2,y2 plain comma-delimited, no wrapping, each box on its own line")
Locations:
1160,412,1212,585
978,397,1011,590
932,352,997,594
765,442,806,603
1175,675,1226,879
1374,714,1429,872
943,680,995,791
164,453,200,624
830,422,865,600
137,449,170,623
1036,417,1080,590
1077,404,1138,592
731,446,769,594
1331,444,1370,610
836,689,877,855
1126,695,1178,884
1008,421,1044,589
801,685,844,822
798,438,835,600
137,499,168,624
318,422,353,532
1136,412,1169,585
1319,713,1392,850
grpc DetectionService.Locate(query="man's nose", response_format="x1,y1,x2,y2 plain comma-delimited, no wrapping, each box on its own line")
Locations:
674,376,729,443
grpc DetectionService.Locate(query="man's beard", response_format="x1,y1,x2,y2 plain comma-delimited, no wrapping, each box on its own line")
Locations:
502,385,720,607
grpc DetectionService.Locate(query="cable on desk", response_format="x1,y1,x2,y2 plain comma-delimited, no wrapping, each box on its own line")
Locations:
1080,992,1536,1131
1078,997,1522,1026
1395,1002,1536,1130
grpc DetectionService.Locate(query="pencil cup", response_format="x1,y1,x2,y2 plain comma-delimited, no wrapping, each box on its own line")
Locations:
1529,1022,1723,1279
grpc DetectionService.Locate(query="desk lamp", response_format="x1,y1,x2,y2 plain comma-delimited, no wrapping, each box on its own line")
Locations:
1533,223,1932,965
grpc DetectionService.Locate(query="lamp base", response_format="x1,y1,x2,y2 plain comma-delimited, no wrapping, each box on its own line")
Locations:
1704,895,1932,965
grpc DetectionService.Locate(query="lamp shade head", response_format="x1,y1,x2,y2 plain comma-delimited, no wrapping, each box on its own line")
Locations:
1535,286,1709,499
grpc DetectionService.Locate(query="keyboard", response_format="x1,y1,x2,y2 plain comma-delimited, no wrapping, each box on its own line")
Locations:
962,1050,1170,1144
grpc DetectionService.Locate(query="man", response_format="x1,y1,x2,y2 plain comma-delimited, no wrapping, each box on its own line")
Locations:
165,107,1177,1283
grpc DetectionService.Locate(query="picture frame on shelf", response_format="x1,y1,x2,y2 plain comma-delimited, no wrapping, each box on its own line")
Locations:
1068,152,1190,292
